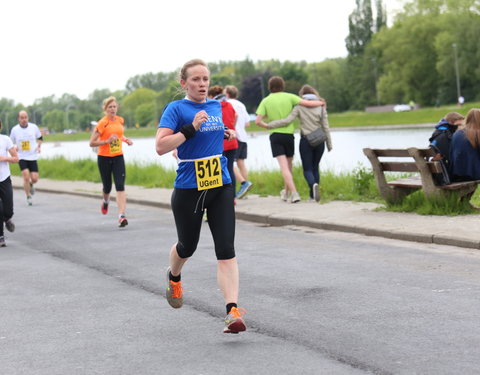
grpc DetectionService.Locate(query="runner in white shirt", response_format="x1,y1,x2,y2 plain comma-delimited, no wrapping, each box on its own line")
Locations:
0,120,19,246
9,110,42,206
224,85,253,199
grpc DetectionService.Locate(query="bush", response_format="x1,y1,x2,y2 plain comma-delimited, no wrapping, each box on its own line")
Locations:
352,163,376,198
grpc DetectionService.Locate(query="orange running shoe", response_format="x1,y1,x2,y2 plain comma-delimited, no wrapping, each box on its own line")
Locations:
166,267,183,308
223,306,246,334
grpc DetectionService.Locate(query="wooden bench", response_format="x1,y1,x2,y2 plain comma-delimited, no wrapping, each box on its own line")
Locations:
363,147,480,205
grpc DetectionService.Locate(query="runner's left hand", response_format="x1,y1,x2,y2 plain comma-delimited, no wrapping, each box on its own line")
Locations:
224,129,236,140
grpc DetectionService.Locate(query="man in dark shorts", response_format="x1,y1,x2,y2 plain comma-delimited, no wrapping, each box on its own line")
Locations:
255,76,324,203
9,111,43,206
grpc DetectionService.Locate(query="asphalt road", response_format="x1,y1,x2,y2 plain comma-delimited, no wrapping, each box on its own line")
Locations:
1,192,480,375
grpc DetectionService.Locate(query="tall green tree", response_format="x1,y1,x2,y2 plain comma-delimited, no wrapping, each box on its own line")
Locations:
344,0,385,109
346,0,374,57
375,0,387,31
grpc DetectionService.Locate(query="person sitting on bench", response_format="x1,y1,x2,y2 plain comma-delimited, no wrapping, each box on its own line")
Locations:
449,108,480,182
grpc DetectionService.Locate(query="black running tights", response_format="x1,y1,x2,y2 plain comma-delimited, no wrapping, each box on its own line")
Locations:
171,185,235,260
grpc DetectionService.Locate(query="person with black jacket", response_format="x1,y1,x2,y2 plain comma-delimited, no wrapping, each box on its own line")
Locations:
429,112,465,185
429,112,465,162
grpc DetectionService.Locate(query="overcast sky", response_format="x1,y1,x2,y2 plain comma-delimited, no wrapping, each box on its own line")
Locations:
1,0,405,106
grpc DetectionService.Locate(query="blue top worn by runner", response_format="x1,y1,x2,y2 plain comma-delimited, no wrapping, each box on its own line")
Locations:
159,99,231,189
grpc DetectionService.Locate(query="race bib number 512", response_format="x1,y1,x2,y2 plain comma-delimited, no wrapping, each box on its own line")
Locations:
194,156,222,190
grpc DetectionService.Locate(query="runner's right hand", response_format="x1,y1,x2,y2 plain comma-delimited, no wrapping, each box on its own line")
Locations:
193,110,209,129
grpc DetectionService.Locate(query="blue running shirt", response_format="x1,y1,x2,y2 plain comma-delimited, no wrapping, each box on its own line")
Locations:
159,99,231,189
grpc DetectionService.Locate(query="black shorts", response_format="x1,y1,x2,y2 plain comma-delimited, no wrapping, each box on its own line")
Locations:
235,141,248,160
19,160,39,173
269,133,295,158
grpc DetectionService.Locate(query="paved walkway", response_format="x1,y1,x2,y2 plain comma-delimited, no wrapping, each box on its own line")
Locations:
12,176,480,250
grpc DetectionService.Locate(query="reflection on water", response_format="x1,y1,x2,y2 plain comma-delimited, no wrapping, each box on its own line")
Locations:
41,127,434,173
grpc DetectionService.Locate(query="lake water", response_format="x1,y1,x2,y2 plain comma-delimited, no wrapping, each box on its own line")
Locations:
41,126,435,173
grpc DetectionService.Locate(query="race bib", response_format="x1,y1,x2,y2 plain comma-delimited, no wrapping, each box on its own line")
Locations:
109,139,121,154
21,140,31,151
194,156,223,190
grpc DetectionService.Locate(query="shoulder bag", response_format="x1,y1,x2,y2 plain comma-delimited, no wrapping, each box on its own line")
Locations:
305,128,327,147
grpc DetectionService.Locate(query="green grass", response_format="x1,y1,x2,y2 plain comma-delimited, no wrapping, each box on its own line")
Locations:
384,190,477,216
376,171,480,215
328,102,480,127
13,156,480,216
10,157,177,188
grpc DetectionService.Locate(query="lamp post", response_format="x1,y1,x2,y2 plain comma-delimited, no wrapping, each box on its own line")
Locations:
372,57,380,106
452,43,461,101
65,103,74,130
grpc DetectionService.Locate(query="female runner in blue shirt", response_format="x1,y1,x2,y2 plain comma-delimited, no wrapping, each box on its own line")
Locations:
155,59,246,334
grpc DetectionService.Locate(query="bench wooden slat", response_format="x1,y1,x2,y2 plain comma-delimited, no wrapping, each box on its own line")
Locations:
379,161,442,173
381,162,418,172
388,176,422,189
373,149,412,157
373,148,433,157
441,180,480,190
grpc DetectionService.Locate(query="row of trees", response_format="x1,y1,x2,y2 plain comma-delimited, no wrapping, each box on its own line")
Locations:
1,0,479,133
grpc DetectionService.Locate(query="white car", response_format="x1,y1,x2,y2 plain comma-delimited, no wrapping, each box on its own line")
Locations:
393,104,412,112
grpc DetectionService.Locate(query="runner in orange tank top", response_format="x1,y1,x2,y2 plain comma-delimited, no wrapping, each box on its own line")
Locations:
89,96,133,228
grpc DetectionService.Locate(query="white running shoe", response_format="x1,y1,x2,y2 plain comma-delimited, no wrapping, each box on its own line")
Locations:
313,183,320,202
291,192,301,203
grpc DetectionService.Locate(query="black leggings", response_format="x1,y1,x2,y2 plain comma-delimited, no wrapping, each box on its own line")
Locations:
0,177,14,236
299,137,325,198
97,155,126,194
171,185,235,260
